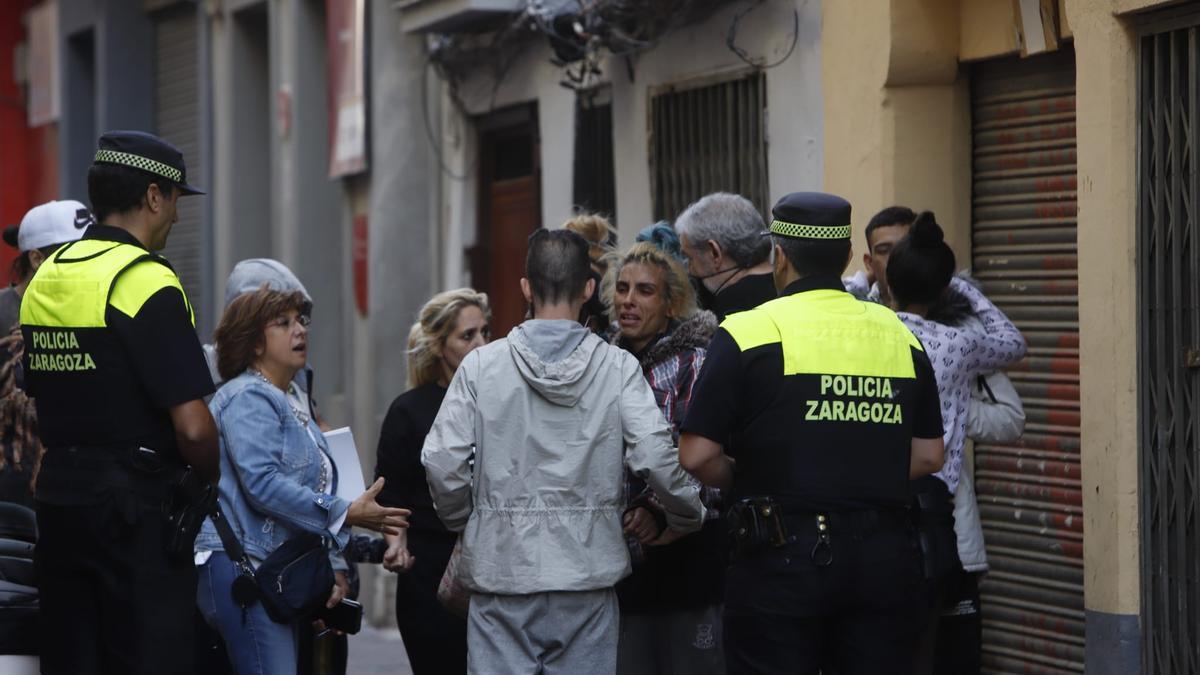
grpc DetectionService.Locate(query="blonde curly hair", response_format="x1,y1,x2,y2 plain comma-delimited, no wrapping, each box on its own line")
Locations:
562,213,615,265
407,288,491,390
602,242,697,323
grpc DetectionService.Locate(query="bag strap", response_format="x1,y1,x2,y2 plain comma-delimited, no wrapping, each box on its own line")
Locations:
209,504,255,572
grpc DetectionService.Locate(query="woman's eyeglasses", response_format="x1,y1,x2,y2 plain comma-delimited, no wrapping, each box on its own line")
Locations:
266,314,311,331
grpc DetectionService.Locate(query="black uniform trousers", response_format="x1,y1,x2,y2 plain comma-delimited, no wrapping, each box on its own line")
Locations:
933,569,983,675
723,514,925,675
394,527,467,675
35,466,196,675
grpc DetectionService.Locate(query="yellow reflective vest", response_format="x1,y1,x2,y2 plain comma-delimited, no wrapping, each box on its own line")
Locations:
20,238,195,448
712,287,936,511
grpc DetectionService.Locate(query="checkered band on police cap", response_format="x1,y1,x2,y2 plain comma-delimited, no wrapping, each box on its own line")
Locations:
92,130,205,195
769,192,853,240
769,220,852,240
94,149,182,183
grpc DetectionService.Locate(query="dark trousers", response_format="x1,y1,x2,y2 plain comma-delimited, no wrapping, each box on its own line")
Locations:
724,524,925,675
933,570,983,675
35,496,197,675
395,528,467,675
910,476,962,675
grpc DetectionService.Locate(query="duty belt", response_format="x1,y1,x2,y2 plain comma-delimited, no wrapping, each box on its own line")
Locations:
40,444,212,563
39,445,180,502
781,509,911,536
727,496,911,567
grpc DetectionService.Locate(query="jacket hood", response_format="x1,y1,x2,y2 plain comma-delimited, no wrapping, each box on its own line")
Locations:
927,273,983,328
224,258,311,309
508,320,603,407
613,310,718,369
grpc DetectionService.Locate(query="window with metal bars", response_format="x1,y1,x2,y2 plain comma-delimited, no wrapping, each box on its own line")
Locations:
573,87,616,223
648,71,769,222
1137,8,1200,675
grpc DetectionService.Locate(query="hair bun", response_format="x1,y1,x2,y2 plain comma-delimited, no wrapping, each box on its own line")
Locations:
909,211,945,247
2,225,17,249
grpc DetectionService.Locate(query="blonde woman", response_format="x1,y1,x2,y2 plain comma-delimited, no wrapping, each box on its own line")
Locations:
603,241,725,674
373,288,490,675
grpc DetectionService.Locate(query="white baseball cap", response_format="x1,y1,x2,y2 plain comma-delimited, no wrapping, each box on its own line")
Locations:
17,200,93,252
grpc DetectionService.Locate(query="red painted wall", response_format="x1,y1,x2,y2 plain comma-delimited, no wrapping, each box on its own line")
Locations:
0,0,59,281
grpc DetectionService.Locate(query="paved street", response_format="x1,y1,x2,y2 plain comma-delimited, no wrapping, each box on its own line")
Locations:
346,625,412,675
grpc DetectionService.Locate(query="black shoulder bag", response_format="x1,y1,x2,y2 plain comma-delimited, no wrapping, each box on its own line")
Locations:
208,506,334,624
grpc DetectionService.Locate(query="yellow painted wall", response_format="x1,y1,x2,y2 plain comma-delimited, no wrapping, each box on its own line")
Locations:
883,82,974,262
821,0,891,255
888,0,960,85
828,0,1150,620
823,0,971,264
1064,0,1140,619
961,0,1021,61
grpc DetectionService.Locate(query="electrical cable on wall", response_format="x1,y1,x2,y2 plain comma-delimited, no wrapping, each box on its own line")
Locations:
420,0,804,176
422,13,536,180
726,0,800,70
421,57,476,182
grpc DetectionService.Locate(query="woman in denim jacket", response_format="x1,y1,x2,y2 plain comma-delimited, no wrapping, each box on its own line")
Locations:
194,288,409,675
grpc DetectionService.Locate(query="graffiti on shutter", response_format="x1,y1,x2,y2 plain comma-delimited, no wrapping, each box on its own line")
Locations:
972,48,1084,674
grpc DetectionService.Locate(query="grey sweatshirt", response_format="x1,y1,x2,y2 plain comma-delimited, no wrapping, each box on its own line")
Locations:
422,319,705,595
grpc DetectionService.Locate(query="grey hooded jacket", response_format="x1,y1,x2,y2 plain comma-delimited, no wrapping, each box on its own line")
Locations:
422,319,706,595
957,316,1025,572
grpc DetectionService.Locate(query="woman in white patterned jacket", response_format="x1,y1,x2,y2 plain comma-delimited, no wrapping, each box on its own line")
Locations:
886,212,1027,675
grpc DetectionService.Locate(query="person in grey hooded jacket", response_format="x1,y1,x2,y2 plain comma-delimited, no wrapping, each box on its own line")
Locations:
203,259,317,412
422,229,706,675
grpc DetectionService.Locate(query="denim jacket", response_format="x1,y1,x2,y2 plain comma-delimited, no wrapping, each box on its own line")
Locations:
195,372,351,569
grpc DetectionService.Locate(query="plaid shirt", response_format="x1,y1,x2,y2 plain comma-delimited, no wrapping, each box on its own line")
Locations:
616,313,722,531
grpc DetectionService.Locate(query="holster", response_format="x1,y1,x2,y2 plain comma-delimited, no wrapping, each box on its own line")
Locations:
162,468,216,563
725,496,789,560
910,478,961,582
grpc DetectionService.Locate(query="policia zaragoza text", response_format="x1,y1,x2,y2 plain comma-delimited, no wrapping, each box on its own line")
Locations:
27,329,97,371
805,375,904,424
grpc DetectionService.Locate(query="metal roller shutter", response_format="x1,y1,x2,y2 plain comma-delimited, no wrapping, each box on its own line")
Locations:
970,48,1084,674
154,6,205,322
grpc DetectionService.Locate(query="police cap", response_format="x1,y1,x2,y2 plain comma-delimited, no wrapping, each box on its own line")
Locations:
93,130,205,195
769,192,852,240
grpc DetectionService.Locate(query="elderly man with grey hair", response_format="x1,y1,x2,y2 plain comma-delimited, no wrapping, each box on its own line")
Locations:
673,192,777,321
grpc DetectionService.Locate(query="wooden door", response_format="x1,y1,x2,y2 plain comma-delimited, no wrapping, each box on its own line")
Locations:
471,105,540,339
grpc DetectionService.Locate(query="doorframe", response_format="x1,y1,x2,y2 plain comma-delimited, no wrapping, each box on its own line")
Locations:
470,102,541,311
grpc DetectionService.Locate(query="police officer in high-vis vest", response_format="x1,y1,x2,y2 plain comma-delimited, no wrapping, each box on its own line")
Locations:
679,192,946,675
21,131,220,675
